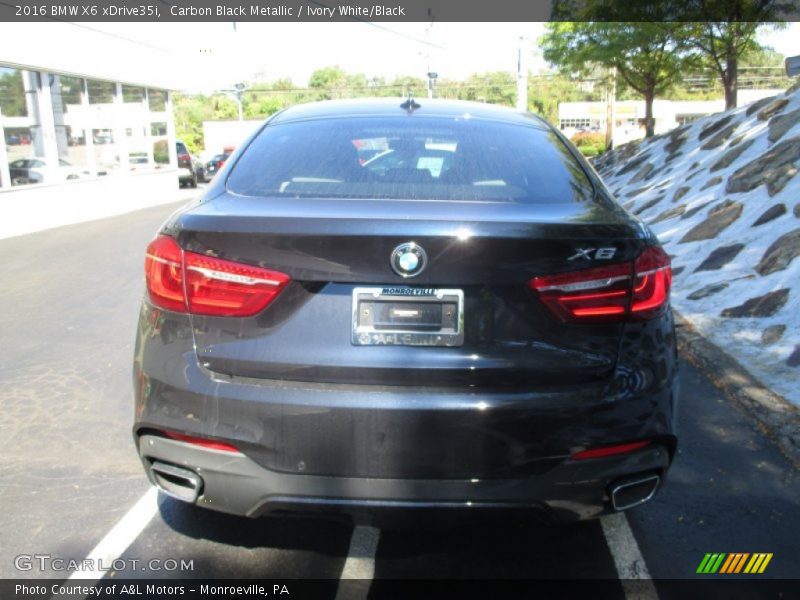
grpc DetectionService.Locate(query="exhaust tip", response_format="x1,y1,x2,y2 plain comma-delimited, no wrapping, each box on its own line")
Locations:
150,461,203,503
610,473,660,511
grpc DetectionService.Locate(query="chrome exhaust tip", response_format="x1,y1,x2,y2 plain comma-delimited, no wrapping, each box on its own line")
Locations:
610,473,661,511
150,461,203,503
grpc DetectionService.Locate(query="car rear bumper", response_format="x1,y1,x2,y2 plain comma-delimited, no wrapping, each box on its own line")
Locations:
134,315,677,522
137,432,670,522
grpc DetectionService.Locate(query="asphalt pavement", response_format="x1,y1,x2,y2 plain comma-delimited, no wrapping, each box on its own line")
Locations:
0,196,797,596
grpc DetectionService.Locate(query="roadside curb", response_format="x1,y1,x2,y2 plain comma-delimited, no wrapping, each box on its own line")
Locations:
675,312,800,469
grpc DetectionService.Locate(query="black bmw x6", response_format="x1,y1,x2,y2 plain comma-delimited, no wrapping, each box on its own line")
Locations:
133,99,677,522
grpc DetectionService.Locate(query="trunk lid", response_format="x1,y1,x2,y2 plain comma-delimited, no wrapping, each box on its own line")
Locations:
169,193,645,387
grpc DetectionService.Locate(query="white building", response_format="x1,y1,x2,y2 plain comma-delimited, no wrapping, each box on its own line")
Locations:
202,120,263,159
558,89,784,146
0,22,198,236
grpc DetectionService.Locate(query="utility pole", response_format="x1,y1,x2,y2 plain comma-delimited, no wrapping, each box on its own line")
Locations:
220,82,247,121
516,36,528,112
425,9,436,99
234,82,245,121
427,71,438,99
605,66,616,151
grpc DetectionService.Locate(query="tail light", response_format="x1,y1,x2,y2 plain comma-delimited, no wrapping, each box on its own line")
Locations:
163,430,240,453
630,245,672,320
144,236,185,313
145,235,290,317
178,152,190,161
529,246,671,324
571,439,652,460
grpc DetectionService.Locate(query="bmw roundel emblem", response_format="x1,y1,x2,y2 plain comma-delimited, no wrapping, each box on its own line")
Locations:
390,242,428,278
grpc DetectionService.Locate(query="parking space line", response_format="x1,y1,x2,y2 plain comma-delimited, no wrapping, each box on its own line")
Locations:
66,486,159,582
334,525,380,600
600,512,659,600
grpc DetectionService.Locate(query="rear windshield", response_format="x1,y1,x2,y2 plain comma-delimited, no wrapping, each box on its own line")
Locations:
226,116,594,203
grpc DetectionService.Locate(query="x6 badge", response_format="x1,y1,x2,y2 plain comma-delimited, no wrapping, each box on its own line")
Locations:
568,247,616,261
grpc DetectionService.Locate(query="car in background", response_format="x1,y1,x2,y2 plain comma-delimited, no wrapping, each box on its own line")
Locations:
204,152,231,180
6,132,32,145
129,152,150,171
9,157,86,185
176,140,197,188
93,131,113,145
134,99,677,523
193,158,207,183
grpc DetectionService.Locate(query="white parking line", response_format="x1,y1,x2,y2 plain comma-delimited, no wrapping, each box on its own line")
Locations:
67,486,160,582
334,525,380,600
600,512,659,600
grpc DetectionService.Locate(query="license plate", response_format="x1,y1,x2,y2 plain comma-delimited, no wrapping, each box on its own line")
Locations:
352,287,464,347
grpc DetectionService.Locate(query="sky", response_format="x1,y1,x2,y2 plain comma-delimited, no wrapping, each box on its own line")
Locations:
3,21,797,92
86,21,799,92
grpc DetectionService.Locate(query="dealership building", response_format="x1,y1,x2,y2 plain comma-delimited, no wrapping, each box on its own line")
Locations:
0,22,207,237
558,89,784,145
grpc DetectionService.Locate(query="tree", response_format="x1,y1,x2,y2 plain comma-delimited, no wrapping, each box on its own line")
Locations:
384,75,426,98
460,72,517,105
681,1,787,109
308,66,348,99
542,20,698,137
527,74,601,124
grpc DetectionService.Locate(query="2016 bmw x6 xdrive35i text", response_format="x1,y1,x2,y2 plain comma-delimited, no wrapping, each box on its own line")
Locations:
133,99,677,522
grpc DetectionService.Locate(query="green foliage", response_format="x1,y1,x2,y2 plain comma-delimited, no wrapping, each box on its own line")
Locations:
153,139,169,165
542,21,698,98
172,93,242,154
0,69,26,117
741,44,786,68
527,75,601,124
677,3,786,108
570,131,606,157
435,71,517,106
170,66,617,151
308,66,349,99
243,96,285,119
382,75,427,98
309,66,348,89
542,11,704,135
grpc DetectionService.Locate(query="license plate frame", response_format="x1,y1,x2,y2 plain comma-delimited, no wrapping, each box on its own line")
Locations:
351,287,464,347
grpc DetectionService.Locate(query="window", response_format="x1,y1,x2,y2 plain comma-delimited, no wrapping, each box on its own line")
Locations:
87,79,115,104
122,85,145,103
0,66,27,117
50,75,90,170
148,89,166,112
1,67,39,184
227,116,594,204
57,75,83,107
559,118,592,130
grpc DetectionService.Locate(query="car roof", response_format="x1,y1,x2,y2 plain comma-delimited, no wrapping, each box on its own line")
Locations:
269,98,551,130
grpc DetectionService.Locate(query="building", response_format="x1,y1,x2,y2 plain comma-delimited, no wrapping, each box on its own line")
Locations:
0,22,203,237
202,120,262,158
0,66,176,186
558,89,784,146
